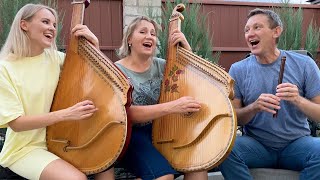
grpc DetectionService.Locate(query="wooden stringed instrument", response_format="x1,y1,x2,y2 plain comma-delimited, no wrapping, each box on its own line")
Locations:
152,4,237,172
46,0,132,175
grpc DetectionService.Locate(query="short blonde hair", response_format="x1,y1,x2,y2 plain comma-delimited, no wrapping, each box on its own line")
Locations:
117,16,160,58
0,4,58,59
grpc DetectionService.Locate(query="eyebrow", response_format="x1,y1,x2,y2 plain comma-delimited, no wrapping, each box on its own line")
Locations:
245,22,263,28
41,17,55,22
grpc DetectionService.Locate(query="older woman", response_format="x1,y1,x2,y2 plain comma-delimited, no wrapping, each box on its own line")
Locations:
115,16,208,180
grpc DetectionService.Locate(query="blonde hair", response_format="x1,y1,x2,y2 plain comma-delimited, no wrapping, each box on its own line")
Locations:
0,4,58,60
117,16,160,58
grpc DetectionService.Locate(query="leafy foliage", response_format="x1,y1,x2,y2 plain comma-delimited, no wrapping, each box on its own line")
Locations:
305,20,320,60
0,0,64,49
274,0,320,59
149,0,219,63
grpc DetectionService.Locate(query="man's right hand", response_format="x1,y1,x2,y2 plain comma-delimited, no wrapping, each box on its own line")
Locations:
253,93,281,114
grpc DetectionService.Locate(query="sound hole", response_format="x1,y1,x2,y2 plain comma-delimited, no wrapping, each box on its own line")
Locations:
183,112,194,118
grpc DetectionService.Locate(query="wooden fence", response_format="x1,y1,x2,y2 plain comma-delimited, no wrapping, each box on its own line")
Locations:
58,0,320,70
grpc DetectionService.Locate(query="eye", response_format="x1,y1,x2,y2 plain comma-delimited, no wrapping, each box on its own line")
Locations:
42,20,49,24
151,31,156,36
254,25,261,30
244,28,249,33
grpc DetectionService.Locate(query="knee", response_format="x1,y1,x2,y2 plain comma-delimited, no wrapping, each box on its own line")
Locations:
77,174,87,180
309,152,320,163
156,174,174,180
219,148,243,170
184,171,207,180
308,144,320,161
64,172,87,180
79,173,88,180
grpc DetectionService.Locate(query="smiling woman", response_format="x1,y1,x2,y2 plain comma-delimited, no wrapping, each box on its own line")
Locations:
0,3,114,180
114,15,208,180
19,8,57,56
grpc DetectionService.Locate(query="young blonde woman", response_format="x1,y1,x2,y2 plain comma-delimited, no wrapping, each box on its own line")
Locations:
0,4,114,180
115,16,208,180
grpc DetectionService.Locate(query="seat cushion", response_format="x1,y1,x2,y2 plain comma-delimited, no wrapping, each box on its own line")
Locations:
250,168,299,180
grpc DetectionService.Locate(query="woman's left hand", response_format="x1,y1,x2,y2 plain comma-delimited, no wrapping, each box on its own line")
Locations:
71,24,99,49
170,29,192,51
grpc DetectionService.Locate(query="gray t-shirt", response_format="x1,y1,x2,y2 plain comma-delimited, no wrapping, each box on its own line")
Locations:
230,50,320,149
115,57,166,124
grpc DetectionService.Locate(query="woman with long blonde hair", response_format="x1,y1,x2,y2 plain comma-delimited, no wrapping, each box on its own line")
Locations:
0,4,114,180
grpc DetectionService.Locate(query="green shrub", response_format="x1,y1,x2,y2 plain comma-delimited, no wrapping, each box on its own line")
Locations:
149,0,219,63
274,0,320,59
305,20,320,61
0,0,64,49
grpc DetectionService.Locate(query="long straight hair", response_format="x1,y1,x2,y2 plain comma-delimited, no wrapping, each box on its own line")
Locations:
0,4,58,60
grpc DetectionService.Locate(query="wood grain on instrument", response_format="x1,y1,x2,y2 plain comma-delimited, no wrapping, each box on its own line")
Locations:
152,4,237,172
46,0,132,175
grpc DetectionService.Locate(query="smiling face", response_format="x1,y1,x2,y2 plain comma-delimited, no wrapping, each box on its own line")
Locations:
244,14,281,56
128,20,157,57
20,8,56,55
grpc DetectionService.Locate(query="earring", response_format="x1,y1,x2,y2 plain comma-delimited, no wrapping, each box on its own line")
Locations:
128,43,132,47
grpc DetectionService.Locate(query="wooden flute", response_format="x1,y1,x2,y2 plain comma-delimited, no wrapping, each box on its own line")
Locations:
273,56,286,118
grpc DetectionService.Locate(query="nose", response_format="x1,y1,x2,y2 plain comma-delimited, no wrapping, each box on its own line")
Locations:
245,29,255,39
246,28,255,36
146,32,153,39
49,24,56,31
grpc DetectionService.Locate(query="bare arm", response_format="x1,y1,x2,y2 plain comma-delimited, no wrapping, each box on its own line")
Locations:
8,100,97,132
294,96,320,122
128,96,201,123
232,98,256,126
127,30,196,123
234,93,281,126
276,83,320,122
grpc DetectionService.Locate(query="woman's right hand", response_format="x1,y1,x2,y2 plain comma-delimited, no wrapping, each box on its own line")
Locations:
57,100,98,122
170,29,192,51
168,96,201,114
71,24,99,49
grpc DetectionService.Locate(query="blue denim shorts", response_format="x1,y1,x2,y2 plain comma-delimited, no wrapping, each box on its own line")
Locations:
119,123,177,180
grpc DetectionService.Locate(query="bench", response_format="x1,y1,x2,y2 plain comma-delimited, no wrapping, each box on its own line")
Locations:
0,123,318,179
176,169,299,180
0,166,300,180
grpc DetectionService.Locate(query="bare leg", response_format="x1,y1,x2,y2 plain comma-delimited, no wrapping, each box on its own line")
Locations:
156,174,174,180
40,159,87,180
95,167,115,180
184,171,208,180
134,174,173,180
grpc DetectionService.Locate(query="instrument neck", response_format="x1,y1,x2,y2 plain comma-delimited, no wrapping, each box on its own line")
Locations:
167,17,181,62
69,2,85,52
71,2,85,29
